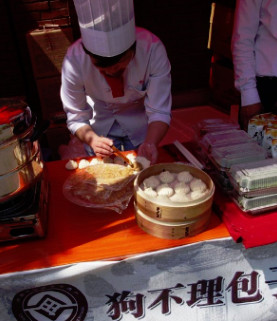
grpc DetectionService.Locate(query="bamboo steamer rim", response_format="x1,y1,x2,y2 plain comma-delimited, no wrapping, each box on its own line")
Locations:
134,163,215,208
134,202,210,227
134,203,211,239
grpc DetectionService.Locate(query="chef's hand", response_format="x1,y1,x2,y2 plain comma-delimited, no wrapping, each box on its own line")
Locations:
90,135,114,157
138,143,158,165
75,125,113,157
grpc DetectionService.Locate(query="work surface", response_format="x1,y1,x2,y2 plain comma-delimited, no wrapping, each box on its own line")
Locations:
2,104,277,274
1,106,277,321
0,145,229,275
0,105,232,275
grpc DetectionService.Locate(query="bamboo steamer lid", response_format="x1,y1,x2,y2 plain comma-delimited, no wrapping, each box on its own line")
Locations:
134,203,211,239
134,163,215,222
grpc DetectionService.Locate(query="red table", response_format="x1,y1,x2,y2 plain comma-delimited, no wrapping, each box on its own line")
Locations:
0,106,231,275
0,148,230,274
2,105,276,275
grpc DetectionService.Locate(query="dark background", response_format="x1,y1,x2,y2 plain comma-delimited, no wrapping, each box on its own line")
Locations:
0,0,240,159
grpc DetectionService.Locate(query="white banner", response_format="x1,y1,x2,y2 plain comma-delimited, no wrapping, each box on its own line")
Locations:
1,237,277,321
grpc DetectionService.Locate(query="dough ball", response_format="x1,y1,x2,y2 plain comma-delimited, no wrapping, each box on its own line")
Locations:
90,158,103,165
135,156,151,169
143,176,160,189
126,153,137,163
144,187,158,198
190,178,207,192
78,159,90,169
170,192,191,203
177,171,193,183
159,170,175,183
156,184,174,197
173,181,190,194
65,159,78,170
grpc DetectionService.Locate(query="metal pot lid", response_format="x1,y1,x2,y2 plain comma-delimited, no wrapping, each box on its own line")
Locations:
0,105,26,125
0,105,34,145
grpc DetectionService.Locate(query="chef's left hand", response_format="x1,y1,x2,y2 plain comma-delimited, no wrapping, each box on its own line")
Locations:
138,143,158,164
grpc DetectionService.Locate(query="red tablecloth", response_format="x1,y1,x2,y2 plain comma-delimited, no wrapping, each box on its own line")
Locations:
1,105,275,276
213,191,277,248
0,147,230,275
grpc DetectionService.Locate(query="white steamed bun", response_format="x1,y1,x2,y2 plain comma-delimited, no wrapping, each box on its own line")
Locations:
190,178,207,192
143,176,160,189
156,184,174,197
177,171,193,183
159,170,175,183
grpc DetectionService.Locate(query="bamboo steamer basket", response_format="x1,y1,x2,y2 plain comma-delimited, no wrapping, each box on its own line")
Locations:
134,163,215,223
135,203,211,239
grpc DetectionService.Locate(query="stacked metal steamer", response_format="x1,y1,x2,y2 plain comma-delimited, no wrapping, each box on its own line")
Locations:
0,104,47,242
198,114,277,215
133,163,215,239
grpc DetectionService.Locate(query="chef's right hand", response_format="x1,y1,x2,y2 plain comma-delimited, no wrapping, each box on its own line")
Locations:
75,125,113,157
89,134,114,157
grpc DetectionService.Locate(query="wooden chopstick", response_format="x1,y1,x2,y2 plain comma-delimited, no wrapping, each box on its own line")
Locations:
173,140,204,169
111,145,134,167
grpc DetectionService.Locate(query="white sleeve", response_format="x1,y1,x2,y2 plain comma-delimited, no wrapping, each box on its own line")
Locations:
60,53,93,134
144,40,172,125
231,0,262,106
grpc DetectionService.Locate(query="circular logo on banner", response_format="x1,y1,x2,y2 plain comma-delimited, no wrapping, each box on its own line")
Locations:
12,283,88,321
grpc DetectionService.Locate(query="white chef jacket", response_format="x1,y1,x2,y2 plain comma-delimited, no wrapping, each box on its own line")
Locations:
231,0,277,107
61,27,172,147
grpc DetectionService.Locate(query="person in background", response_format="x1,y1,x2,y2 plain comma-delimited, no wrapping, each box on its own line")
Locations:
60,0,172,164
231,0,277,130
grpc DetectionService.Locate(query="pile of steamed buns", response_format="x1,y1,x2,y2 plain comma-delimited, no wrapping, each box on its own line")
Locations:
141,170,208,203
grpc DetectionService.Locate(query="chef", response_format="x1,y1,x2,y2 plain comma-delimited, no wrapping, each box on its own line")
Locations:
60,0,172,164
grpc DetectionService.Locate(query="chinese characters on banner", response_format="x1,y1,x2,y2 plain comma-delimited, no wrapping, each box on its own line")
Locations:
1,238,277,321
106,271,266,320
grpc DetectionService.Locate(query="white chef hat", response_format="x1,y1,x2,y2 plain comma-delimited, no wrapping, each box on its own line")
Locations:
73,0,136,57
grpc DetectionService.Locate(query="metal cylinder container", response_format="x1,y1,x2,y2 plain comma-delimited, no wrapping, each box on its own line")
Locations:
0,105,44,200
